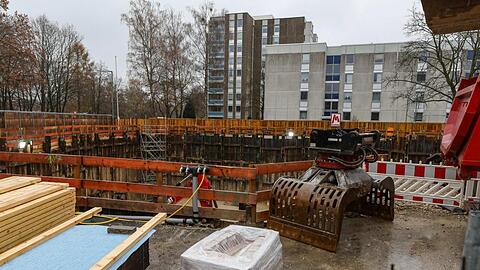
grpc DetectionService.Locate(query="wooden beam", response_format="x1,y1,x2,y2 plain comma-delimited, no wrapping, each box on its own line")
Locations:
90,212,166,270
0,152,258,180
0,207,102,266
0,176,41,194
421,0,480,34
0,183,65,212
0,174,258,204
77,197,247,222
254,160,312,175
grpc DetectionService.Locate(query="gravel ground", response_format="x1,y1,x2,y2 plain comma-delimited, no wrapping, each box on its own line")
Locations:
146,202,467,270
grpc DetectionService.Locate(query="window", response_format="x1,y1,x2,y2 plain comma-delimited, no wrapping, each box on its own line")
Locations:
237,32,242,40
344,92,352,102
372,92,381,102
327,55,341,64
373,73,382,83
237,70,242,76
301,72,309,83
374,54,384,64
326,55,341,81
346,54,354,64
236,106,241,112
237,57,242,65
237,45,242,52
228,106,233,112
467,50,475,60
229,58,234,65
262,37,267,45
229,32,235,40
273,37,279,44
325,83,340,99
371,112,380,121
236,93,241,100
300,91,308,100
415,92,425,102
262,26,268,33
345,74,353,84
274,25,280,33
229,45,235,53
228,93,233,100
229,20,235,27
418,51,427,62
417,71,426,82
414,112,423,122
237,19,243,27
300,111,307,119
324,102,338,110
326,75,340,81
343,112,351,120
302,54,310,64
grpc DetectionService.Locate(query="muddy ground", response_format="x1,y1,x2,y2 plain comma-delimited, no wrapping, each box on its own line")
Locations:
146,202,467,270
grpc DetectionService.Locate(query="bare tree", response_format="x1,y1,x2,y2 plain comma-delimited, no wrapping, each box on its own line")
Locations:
162,8,196,118
187,1,220,118
386,7,480,105
32,15,83,112
0,1,40,110
122,0,164,116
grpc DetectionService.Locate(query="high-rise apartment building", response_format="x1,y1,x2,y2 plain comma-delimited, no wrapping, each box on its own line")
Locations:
207,13,316,119
263,42,456,123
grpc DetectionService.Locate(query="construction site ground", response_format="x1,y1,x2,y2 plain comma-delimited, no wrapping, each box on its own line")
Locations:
146,201,467,270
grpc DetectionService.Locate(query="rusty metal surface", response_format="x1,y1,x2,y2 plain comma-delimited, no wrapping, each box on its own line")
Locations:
353,176,395,221
268,169,395,252
268,177,357,252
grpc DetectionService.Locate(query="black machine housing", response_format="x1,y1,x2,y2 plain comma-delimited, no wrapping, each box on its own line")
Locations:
310,129,380,156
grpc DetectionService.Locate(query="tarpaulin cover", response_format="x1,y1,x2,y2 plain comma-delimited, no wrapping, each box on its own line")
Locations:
180,225,283,270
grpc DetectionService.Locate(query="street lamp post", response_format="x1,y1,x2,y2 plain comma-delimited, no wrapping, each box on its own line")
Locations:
99,69,114,120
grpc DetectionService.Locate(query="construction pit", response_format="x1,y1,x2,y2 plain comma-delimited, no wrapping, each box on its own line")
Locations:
147,202,467,270
0,112,477,269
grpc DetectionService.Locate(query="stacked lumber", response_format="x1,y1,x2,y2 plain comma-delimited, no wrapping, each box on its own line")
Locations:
0,176,75,253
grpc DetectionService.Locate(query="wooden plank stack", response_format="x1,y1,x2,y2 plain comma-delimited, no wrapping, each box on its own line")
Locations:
0,176,75,254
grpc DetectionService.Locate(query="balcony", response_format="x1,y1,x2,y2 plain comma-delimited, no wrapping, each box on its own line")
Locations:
208,99,224,105
209,64,224,70
212,52,225,58
209,76,224,83
208,111,224,118
208,88,224,94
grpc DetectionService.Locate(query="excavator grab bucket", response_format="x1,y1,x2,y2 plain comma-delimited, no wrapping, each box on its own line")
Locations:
268,177,357,251
267,171,395,252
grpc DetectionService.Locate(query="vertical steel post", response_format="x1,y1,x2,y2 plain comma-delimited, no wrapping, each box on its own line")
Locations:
464,210,480,270
191,173,199,221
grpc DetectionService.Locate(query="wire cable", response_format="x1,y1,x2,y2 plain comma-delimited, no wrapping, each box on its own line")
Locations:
79,173,207,225
166,173,206,219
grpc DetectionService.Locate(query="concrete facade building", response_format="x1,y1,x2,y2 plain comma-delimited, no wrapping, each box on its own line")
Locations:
207,12,317,119
263,42,452,122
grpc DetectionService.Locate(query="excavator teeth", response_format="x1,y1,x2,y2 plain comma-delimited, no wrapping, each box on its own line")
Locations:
268,177,357,252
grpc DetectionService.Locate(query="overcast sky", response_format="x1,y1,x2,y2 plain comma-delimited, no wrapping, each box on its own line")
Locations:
9,0,418,81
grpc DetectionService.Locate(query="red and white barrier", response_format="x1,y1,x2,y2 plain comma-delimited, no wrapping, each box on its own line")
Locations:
366,161,480,208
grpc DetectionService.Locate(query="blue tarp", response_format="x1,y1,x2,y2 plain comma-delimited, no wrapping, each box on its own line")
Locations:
1,225,154,270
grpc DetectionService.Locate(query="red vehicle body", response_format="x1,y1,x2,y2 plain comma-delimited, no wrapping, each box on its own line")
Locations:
441,76,480,179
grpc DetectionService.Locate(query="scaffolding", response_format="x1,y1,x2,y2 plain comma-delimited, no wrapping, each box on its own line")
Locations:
140,119,167,182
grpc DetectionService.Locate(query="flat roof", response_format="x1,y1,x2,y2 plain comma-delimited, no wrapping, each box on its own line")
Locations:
265,41,407,55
